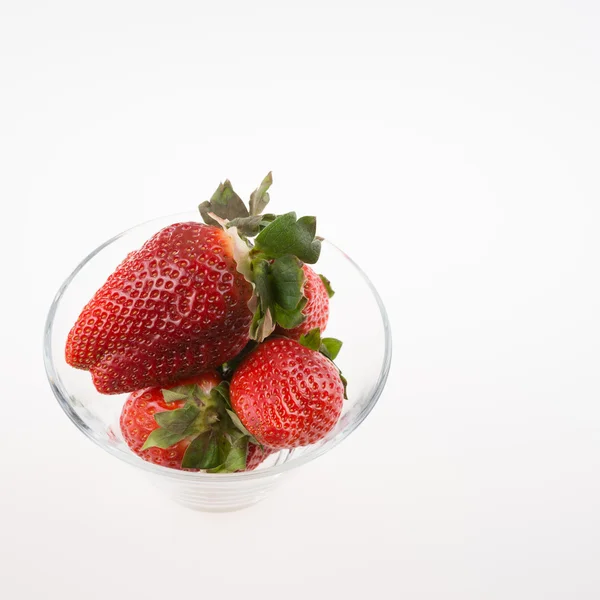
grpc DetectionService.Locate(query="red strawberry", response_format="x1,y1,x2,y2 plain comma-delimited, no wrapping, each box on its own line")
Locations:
276,265,333,339
120,373,271,472
66,222,253,394
245,443,274,471
120,373,221,469
229,334,345,449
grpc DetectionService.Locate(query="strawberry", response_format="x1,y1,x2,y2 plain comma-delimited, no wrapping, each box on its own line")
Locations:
120,373,220,470
229,331,346,449
120,373,271,472
276,265,333,339
245,443,275,471
66,173,329,394
66,222,253,394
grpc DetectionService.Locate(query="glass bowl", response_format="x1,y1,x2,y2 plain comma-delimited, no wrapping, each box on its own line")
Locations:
43,212,392,511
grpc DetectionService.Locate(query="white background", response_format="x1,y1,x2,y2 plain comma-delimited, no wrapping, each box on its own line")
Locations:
1,1,599,598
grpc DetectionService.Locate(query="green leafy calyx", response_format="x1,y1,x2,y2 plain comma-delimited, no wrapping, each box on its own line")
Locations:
141,382,258,472
198,173,326,341
298,328,342,360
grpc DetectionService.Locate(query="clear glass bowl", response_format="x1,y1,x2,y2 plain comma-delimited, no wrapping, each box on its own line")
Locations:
43,212,392,511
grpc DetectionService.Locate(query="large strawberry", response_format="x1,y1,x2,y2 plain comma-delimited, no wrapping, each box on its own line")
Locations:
66,223,253,394
229,331,346,449
120,373,272,472
66,173,328,394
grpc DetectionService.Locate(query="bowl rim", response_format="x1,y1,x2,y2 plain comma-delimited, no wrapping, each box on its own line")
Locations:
43,212,393,482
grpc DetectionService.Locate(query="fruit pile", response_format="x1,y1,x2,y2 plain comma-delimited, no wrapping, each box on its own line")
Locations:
66,174,346,473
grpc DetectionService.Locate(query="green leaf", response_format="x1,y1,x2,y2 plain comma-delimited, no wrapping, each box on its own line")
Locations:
298,328,322,351
206,434,234,473
227,427,248,444
340,373,348,400
141,428,188,451
253,212,321,264
199,180,249,226
191,385,211,406
249,305,265,340
181,431,221,470
223,436,249,472
252,258,274,309
248,255,308,334
252,308,274,343
226,409,253,438
249,172,273,216
319,274,335,298
211,381,231,409
209,435,249,473
248,258,276,341
320,337,343,361
227,214,276,237
161,384,195,403
271,255,305,310
161,389,187,403
154,400,200,434
273,303,306,329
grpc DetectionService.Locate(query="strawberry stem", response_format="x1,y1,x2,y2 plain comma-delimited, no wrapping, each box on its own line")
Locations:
198,173,325,341
142,382,259,472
